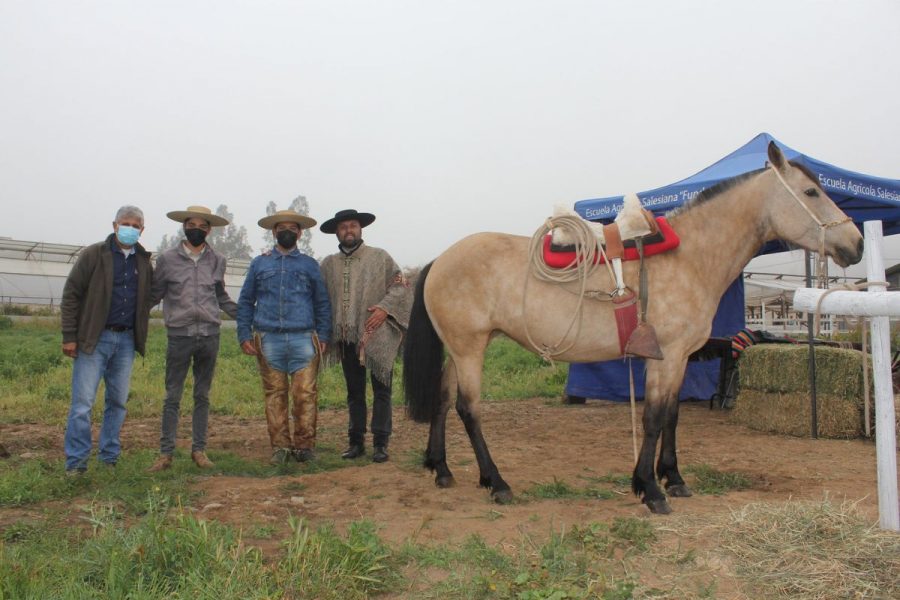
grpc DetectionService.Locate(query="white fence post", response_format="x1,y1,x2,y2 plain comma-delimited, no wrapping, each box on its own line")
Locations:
864,221,899,532
792,221,899,531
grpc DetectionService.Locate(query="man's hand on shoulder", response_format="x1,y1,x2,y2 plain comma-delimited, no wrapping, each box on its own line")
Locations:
62,342,78,358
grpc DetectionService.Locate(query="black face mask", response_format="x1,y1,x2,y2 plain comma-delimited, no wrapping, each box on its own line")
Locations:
184,228,207,247
276,230,298,248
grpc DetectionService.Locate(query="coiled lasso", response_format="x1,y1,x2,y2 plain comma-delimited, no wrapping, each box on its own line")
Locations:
523,214,616,361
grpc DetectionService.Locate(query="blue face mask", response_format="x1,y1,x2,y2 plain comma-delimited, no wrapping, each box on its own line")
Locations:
116,225,141,246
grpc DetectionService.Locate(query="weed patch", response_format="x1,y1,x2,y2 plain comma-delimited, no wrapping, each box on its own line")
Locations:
522,477,615,501
684,463,752,495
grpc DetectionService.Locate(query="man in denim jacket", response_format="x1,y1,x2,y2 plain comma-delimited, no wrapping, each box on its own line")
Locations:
237,210,332,464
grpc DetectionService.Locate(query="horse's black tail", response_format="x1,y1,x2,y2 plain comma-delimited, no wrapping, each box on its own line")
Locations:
403,261,444,423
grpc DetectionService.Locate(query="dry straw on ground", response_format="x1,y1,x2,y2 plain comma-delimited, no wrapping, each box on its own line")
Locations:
650,498,900,600
716,499,899,599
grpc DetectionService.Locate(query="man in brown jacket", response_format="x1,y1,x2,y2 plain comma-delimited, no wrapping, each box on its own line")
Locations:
61,206,153,474
319,209,412,463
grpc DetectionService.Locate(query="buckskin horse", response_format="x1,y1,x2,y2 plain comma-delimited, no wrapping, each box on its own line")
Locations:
403,142,864,514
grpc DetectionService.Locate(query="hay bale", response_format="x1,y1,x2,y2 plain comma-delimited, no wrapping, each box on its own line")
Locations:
734,390,864,438
732,344,890,439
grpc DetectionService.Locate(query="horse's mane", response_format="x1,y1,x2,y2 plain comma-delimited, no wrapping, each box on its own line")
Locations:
667,168,765,217
667,160,815,218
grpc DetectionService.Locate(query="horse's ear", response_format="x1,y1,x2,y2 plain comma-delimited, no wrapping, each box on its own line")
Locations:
767,141,787,171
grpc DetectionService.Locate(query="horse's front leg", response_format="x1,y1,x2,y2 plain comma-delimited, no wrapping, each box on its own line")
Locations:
632,396,670,514
658,395,691,498
632,357,689,514
425,358,456,488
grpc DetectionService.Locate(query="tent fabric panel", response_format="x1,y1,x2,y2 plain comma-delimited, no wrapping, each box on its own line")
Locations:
573,133,900,234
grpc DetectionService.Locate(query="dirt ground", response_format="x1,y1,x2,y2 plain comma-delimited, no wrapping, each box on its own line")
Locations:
2,397,894,556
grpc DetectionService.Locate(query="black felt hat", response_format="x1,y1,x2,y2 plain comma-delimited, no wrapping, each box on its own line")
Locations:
319,209,376,234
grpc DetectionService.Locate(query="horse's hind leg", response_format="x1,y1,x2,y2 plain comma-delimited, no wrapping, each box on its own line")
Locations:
454,356,512,504
425,357,456,488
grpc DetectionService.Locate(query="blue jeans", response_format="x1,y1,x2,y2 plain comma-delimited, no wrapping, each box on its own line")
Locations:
259,331,315,374
64,329,135,470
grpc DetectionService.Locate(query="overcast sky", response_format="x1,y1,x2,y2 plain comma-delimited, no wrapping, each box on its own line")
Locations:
1,0,898,269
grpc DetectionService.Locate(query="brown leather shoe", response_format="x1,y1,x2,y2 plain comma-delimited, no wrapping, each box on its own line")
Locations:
191,451,215,469
147,454,173,472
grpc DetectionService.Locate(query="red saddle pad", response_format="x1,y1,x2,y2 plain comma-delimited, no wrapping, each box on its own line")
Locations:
542,217,679,268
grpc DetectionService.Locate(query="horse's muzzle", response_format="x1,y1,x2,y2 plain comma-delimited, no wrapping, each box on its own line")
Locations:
833,237,864,268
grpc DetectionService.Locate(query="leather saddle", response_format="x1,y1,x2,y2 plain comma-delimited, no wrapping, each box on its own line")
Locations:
542,216,679,269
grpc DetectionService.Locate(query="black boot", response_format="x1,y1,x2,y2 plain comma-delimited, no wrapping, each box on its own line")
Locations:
341,444,365,459
372,445,389,463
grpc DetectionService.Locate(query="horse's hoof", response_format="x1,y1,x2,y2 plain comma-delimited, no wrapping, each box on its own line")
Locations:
491,489,514,504
666,483,692,498
644,498,673,514
435,475,456,488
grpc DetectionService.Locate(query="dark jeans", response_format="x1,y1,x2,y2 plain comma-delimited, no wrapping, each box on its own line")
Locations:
339,342,392,447
160,334,219,455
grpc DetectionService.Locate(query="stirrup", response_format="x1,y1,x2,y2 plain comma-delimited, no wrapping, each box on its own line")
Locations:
625,323,664,360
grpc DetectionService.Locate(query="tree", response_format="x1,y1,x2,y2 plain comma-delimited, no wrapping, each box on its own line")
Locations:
260,195,316,258
157,232,180,253
157,204,252,261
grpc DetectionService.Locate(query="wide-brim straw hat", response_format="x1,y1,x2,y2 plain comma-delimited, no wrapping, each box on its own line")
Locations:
257,210,317,230
319,209,376,234
166,205,229,227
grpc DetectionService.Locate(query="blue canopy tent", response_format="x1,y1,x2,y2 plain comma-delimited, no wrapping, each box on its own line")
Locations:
566,132,900,402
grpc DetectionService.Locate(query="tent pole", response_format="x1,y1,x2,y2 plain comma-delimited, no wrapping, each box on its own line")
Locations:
805,250,818,439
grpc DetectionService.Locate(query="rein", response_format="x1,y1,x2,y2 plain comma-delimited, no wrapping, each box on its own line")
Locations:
769,165,853,286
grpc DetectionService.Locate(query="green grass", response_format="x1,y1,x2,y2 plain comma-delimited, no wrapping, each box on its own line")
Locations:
577,471,632,488
684,463,753,495
0,447,364,510
4,495,894,600
397,524,646,599
279,517,400,599
4,505,642,600
522,477,616,501
482,336,569,400
247,524,277,539
0,322,64,380
397,448,426,473
4,503,646,600
0,507,399,600
0,323,568,424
